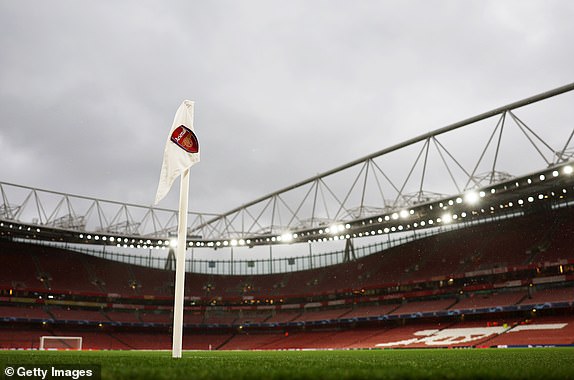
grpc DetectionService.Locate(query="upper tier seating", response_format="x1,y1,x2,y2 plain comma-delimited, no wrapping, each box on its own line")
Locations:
1,208,573,302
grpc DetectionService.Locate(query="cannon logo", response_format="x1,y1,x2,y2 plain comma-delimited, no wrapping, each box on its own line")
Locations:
171,125,199,153
375,323,567,348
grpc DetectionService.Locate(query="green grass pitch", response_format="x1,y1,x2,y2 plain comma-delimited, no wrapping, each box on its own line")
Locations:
1,348,573,379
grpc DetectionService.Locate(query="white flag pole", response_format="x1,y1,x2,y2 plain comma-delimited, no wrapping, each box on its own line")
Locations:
172,167,189,358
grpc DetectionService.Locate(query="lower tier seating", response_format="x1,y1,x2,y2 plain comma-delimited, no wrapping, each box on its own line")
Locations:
2,314,572,350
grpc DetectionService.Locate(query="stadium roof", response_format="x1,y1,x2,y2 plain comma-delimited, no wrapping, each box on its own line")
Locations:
2,84,574,249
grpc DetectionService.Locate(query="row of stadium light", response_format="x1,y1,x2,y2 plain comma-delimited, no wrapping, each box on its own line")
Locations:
0,224,41,233
1,164,573,249
234,163,574,246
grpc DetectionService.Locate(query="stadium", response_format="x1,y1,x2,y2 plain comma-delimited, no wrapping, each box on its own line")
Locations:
3,2,574,378
1,83,574,361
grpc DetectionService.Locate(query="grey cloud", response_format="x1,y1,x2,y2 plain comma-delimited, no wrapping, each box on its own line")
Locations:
1,0,573,214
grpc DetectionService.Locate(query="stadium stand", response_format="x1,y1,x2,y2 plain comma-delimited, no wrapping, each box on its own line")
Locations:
0,243,45,291
343,303,400,319
452,291,527,310
265,310,301,324
47,307,106,324
1,206,574,349
33,247,97,294
139,311,172,325
389,298,458,315
103,310,142,325
520,286,574,305
0,305,51,321
485,316,574,346
291,307,352,322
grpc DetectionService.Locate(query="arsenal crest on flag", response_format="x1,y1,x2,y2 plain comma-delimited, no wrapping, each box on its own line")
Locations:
171,125,199,154
154,100,200,205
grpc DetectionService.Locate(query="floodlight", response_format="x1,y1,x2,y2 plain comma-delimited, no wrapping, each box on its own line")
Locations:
399,210,409,218
329,224,344,234
464,191,479,205
442,213,453,223
564,165,573,174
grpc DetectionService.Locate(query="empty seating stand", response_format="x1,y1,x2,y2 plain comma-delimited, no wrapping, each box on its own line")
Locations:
1,207,573,350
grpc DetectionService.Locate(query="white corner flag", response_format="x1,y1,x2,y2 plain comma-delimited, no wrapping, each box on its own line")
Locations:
154,100,200,205
154,100,200,359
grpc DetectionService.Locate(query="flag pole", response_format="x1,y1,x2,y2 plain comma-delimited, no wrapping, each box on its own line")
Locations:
172,167,189,358
155,100,198,358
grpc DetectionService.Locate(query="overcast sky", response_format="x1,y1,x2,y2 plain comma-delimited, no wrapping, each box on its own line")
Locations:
1,0,573,216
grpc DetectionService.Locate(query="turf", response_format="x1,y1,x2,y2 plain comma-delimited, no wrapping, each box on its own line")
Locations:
1,348,573,380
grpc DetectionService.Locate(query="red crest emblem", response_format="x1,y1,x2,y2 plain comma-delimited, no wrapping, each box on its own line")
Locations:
171,125,199,153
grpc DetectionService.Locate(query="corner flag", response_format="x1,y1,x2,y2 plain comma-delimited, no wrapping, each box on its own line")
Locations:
154,100,200,205
154,100,200,359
